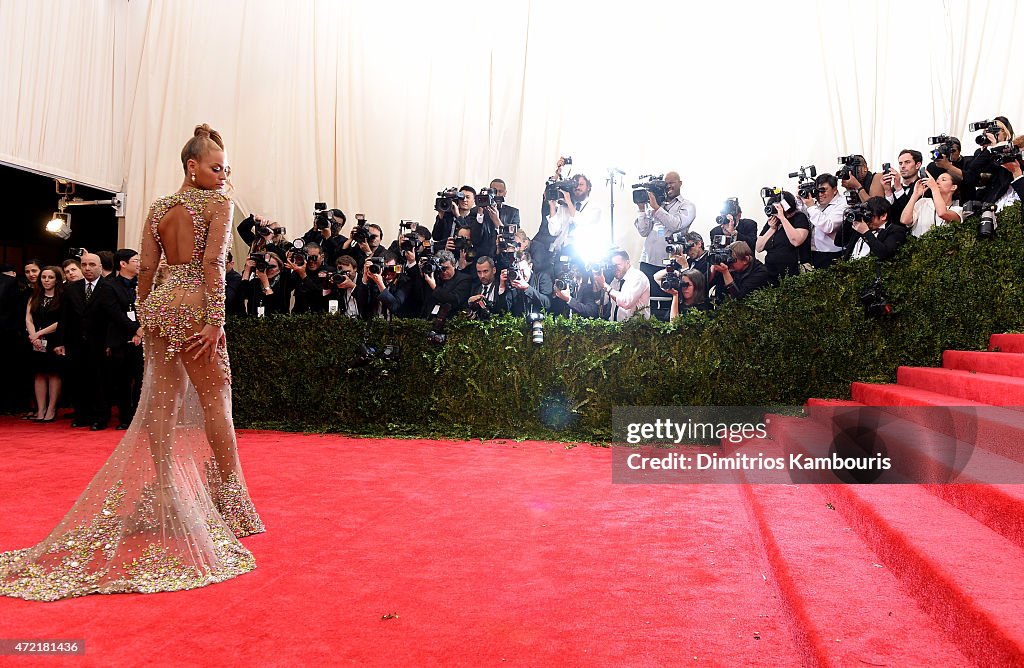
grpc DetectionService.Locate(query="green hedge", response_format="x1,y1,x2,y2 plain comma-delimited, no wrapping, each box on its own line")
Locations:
227,204,1024,440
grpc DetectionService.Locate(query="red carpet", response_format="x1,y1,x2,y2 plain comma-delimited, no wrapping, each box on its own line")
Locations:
1,334,1023,666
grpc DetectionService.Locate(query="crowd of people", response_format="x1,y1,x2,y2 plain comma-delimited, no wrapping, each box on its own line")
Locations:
3,116,1023,420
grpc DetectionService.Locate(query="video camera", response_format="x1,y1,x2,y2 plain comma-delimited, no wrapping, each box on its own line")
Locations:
313,202,331,229
435,187,467,213
927,134,957,161
970,119,1003,146
545,177,576,202
659,258,685,292
788,165,818,199
989,141,1022,166
632,174,668,205
475,188,503,209
836,155,862,181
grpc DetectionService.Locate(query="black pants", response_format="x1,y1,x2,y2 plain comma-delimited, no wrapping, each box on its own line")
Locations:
66,342,107,424
811,250,844,270
107,344,144,424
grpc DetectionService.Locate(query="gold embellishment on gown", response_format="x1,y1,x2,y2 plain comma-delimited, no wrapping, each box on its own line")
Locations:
205,462,264,538
137,188,228,360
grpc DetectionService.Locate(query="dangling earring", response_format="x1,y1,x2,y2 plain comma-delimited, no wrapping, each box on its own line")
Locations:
191,173,196,183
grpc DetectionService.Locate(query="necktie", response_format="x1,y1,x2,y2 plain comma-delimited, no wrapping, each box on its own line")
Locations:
85,282,93,301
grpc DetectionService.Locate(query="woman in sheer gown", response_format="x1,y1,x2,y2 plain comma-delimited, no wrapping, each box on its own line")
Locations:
0,124,264,601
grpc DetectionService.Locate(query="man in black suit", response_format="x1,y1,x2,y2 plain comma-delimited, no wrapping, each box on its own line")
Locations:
844,197,908,261
470,179,521,261
98,249,144,430
421,250,473,317
60,252,108,429
225,250,246,317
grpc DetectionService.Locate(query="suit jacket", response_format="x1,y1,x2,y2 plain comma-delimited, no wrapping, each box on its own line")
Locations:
843,222,909,261
98,276,141,349
62,277,108,351
422,271,473,318
225,269,246,316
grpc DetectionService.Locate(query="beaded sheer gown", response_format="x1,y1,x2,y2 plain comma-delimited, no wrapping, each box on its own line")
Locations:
0,187,264,601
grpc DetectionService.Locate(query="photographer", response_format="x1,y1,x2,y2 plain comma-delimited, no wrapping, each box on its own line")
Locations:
756,190,810,282
593,249,650,322
963,117,1021,205
552,264,602,319
361,251,419,320
633,171,696,274
925,137,968,182
431,186,477,251
881,149,925,222
445,225,477,277
839,155,884,203
243,251,289,316
845,197,907,260
340,218,386,267
467,256,507,320
708,198,757,252
303,207,347,258
503,249,551,317
470,179,520,260
804,173,848,269
547,174,602,261
225,250,246,317
323,255,361,318
708,241,771,304
421,249,473,318
666,268,710,318
237,213,288,258
900,172,963,237
286,242,327,313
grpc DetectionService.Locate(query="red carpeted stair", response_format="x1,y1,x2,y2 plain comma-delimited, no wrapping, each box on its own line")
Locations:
749,333,1024,667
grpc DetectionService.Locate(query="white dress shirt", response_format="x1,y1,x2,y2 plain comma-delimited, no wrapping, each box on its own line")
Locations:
605,266,651,321
549,197,605,250
634,196,696,265
806,197,848,252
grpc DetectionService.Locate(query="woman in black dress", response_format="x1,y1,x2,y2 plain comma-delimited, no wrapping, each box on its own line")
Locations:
25,266,65,422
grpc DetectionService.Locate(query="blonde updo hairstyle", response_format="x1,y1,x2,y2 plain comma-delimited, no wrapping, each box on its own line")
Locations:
180,123,225,175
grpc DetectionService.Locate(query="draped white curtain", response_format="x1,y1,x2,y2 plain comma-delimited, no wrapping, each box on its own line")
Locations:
1,0,1021,255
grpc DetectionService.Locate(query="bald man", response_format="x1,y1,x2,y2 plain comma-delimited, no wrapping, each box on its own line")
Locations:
60,252,110,428
634,171,696,316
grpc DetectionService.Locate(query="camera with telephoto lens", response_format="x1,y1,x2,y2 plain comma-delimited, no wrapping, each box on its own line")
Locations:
761,186,784,216
963,200,998,238
989,141,1022,166
552,255,578,296
435,187,466,213
788,165,818,199
419,256,443,277
349,340,401,369
249,253,270,273
836,155,861,181
665,231,694,256
970,119,1003,146
367,257,387,275
927,134,957,161
844,203,871,224
288,239,308,267
545,178,576,202
469,296,492,321
715,197,743,226
861,278,892,318
526,311,545,345
426,304,451,345
632,174,669,205
453,235,475,261
320,268,353,288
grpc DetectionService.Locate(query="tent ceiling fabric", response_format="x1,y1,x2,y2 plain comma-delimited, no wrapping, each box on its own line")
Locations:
1,0,1021,252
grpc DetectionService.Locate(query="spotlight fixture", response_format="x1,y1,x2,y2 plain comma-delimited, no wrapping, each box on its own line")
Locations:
46,211,72,240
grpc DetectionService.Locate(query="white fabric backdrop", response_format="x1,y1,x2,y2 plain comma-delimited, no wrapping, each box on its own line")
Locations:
1,0,1022,257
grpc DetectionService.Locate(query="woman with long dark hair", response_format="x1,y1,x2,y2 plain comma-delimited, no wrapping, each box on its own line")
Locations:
25,266,65,422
